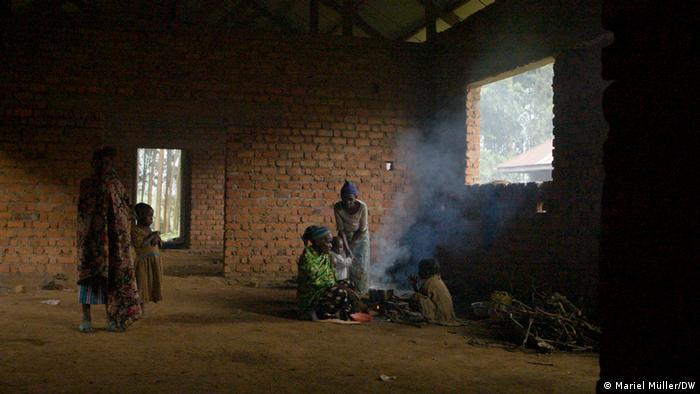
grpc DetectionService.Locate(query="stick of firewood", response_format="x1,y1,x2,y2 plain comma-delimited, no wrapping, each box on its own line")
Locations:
536,337,589,351
526,361,554,366
522,317,534,347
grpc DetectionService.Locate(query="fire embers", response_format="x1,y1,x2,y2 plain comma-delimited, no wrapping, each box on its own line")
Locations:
364,289,426,326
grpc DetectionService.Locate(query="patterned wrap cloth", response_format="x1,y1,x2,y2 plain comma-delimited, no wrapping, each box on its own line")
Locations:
296,246,359,320
77,169,141,329
348,232,370,294
296,246,337,313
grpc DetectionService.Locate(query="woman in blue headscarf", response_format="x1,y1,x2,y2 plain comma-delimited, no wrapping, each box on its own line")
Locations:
297,225,360,321
333,181,370,293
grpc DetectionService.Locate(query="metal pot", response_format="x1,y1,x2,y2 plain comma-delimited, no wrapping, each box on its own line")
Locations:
369,288,394,303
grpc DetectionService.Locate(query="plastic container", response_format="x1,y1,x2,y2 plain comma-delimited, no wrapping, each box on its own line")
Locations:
471,301,491,318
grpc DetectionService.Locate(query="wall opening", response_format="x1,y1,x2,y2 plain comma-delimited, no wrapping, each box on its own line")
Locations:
136,148,185,247
466,61,554,184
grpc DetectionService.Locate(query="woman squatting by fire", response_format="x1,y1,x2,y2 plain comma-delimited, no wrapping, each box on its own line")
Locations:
296,225,365,324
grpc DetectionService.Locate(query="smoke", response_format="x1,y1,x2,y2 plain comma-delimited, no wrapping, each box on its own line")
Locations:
371,122,478,290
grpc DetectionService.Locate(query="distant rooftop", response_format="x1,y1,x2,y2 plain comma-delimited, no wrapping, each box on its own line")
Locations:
496,139,553,174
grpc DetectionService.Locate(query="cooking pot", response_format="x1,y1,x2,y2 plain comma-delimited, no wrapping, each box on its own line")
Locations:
369,288,394,302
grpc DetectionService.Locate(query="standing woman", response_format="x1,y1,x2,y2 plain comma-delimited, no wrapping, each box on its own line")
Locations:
333,180,370,293
77,147,141,332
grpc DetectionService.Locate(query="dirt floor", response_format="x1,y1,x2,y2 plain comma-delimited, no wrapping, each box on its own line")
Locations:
0,256,599,393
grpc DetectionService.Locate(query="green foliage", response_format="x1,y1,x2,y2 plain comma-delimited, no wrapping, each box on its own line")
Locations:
477,63,554,183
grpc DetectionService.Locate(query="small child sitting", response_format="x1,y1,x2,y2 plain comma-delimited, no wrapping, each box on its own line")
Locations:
408,258,458,326
132,203,164,316
330,237,352,282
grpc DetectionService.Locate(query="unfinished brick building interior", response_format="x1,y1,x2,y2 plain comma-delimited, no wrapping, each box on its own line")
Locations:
1,0,696,392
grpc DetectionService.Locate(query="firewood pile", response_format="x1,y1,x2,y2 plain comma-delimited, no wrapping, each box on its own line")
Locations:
383,299,425,326
489,290,600,352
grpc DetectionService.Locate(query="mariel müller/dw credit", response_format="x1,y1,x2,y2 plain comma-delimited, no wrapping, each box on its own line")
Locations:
601,380,696,391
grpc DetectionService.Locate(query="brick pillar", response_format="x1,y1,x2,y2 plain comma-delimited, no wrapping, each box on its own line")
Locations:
465,87,480,185
599,1,698,379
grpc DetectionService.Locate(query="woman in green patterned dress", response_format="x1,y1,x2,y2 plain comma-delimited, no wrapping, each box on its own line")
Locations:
297,226,360,322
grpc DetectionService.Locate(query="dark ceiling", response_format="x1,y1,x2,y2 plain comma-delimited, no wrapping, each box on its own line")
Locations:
9,0,494,42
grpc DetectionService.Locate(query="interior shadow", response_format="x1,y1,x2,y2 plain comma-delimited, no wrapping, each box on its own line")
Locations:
162,251,224,277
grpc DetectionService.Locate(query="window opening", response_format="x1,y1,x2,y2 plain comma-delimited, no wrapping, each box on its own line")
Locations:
468,62,554,184
136,148,183,242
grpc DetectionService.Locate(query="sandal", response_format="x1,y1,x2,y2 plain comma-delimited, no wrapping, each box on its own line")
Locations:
105,319,124,332
79,320,92,333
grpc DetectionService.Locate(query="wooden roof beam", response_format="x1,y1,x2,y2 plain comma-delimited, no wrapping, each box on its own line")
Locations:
1,0,10,50
325,0,368,34
425,0,436,42
400,0,473,41
218,0,254,26
418,0,461,26
342,0,353,36
310,0,320,33
439,10,461,26
248,0,299,33
319,0,384,39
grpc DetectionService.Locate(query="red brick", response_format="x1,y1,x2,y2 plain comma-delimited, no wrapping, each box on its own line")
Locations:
3,27,421,284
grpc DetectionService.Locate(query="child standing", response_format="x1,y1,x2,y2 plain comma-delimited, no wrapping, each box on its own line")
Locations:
132,203,164,316
329,237,353,282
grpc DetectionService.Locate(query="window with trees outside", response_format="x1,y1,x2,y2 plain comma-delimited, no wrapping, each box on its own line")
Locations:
475,62,554,184
136,148,183,243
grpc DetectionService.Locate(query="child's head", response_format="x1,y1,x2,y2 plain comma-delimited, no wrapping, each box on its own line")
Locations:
331,237,342,253
134,203,154,227
418,258,440,279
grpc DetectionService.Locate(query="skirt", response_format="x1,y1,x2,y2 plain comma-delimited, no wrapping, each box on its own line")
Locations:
315,281,360,320
349,232,370,294
78,279,107,305
135,253,163,303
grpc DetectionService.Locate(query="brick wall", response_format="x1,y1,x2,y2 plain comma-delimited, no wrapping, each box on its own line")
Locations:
548,41,610,303
425,0,609,310
0,128,97,276
0,24,423,280
2,2,615,301
599,0,697,378
444,42,610,311
107,125,226,256
224,42,423,284
464,88,480,185
434,182,550,306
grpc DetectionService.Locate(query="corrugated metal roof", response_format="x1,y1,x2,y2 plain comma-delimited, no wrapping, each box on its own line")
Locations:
496,139,553,173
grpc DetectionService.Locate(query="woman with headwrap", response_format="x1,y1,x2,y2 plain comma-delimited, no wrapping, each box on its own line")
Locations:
297,225,360,322
333,180,370,293
77,147,141,332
